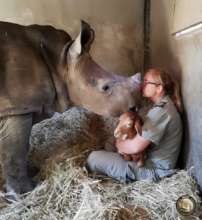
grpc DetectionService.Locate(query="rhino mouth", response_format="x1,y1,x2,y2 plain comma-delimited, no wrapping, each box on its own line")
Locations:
129,106,137,112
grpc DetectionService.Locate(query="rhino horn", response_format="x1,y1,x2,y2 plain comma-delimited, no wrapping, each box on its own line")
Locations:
130,72,142,84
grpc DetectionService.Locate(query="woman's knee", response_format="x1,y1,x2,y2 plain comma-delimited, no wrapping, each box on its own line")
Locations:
86,151,129,182
87,150,115,173
87,151,101,171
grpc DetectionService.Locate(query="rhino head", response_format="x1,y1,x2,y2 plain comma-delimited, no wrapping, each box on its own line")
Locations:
60,21,141,117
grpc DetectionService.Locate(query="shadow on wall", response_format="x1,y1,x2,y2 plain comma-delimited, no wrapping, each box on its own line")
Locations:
178,110,191,169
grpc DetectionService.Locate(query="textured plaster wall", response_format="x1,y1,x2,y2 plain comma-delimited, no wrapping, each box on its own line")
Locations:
150,0,202,190
0,0,144,74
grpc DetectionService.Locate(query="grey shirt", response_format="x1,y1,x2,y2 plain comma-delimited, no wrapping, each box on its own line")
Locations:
141,96,182,178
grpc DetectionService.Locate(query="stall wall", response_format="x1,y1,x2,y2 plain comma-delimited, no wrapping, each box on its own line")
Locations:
0,0,144,74
150,0,202,189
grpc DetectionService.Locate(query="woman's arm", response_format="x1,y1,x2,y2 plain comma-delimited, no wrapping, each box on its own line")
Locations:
116,134,151,154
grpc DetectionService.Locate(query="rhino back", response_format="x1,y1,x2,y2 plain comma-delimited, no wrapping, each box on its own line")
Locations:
0,21,71,117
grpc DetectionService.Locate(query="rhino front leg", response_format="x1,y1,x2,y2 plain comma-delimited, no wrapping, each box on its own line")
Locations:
0,113,35,195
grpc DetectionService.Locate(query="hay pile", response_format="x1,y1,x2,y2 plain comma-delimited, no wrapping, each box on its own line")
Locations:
29,107,117,167
0,150,201,220
0,107,201,219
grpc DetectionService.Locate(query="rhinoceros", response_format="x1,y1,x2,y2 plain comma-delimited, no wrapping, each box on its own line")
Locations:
0,20,141,196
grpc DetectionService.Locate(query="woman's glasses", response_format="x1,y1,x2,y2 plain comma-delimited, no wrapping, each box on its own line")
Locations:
143,81,161,86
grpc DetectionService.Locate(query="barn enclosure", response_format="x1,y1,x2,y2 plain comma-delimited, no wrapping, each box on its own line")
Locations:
0,0,202,219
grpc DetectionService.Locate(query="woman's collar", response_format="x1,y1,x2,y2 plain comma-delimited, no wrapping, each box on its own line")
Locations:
153,95,169,108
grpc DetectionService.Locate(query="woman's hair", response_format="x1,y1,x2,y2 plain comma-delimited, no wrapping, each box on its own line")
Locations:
146,68,183,113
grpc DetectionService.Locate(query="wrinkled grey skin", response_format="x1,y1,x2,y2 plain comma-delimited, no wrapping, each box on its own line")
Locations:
0,20,141,196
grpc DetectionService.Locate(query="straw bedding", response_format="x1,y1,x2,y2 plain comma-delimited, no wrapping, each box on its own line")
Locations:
0,107,201,220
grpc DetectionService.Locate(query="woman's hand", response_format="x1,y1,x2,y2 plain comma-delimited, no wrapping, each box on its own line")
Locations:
115,134,151,155
115,139,125,153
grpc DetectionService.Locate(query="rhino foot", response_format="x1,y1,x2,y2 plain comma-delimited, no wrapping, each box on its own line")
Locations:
6,176,36,195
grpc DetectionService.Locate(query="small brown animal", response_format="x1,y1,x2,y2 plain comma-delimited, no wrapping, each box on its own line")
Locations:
114,111,146,167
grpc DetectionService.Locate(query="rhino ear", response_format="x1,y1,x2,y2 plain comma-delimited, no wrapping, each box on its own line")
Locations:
69,20,95,59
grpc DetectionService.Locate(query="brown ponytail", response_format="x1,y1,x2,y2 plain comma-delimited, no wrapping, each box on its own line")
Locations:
147,68,183,113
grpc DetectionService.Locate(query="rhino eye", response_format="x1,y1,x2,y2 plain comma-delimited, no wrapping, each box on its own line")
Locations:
102,84,110,91
99,82,113,94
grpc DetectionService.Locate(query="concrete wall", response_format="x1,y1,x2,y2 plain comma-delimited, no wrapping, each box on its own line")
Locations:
150,0,202,190
172,0,202,32
0,0,144,74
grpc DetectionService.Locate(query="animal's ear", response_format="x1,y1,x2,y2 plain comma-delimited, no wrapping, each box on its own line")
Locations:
134,122,142,135
69,20,95,59
60,40,73,69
